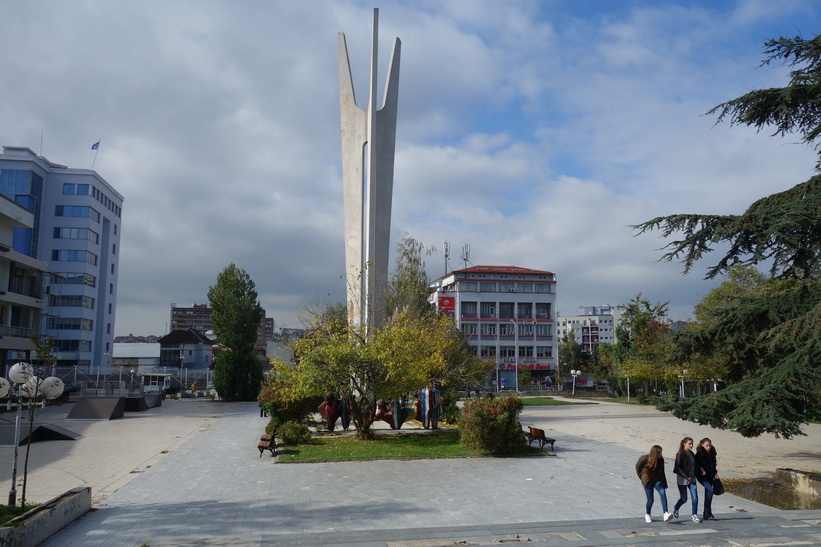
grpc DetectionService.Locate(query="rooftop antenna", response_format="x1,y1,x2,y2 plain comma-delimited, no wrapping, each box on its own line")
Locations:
444,241,451,274
461,243,472,268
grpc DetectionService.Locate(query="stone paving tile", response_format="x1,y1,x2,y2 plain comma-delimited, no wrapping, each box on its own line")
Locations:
26,400,821,546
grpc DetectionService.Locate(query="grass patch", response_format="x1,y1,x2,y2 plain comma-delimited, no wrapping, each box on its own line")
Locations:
520,397,595,406
276,430,546,462
0,504,35,526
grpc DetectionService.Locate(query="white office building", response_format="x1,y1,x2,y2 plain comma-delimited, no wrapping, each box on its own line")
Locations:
0,146,123,371
429,265,558,390
556,305,621,353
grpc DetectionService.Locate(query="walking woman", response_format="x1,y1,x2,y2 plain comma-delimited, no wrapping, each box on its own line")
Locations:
695,438,718,520
635,445,673,522
672,437,701,522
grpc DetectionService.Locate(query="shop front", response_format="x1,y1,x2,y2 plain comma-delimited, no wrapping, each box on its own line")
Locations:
497,362,557,391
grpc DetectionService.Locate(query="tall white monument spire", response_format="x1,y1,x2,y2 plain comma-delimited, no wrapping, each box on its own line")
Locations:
338,8,401,332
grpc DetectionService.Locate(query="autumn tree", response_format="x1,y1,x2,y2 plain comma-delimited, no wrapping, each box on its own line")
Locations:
266,236,491,439
634,34,821,437
207,263,265,401
613,294,672,397
275,310,486,439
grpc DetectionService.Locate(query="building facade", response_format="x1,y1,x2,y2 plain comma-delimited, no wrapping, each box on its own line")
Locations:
170,303,274,342
556,305,620,353
429,265,558,390
0,146,122,371
0,192,48,370
170,304,213,333
158,328,213,370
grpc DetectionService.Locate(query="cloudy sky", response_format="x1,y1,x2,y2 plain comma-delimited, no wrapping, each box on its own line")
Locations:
2,0,819,336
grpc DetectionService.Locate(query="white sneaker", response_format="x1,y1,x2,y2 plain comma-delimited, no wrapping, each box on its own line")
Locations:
692,514,702,523
645,514,652,523
663,512,672,521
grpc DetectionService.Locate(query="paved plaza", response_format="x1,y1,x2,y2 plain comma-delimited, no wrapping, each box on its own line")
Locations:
0,397,817,546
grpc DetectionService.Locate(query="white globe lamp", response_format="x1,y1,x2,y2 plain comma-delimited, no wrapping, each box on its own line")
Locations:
8,362,33,384
39,377,65,400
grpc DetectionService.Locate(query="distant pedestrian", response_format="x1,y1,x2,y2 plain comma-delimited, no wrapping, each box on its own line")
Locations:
672,437,701,523
695,438,718,520
635,445,673,523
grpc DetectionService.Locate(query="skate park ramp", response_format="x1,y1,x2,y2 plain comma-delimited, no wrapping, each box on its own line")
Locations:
124,394,163,411
0,423,82,446
66,397,125,420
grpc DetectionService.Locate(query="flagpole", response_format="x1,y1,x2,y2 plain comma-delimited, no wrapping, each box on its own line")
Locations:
90,141,100,170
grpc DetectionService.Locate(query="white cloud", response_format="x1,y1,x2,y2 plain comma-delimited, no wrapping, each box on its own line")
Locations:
0,0,817,335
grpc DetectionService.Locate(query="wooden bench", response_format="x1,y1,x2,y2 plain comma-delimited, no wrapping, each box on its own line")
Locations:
525,426,556,451
258,433,277,457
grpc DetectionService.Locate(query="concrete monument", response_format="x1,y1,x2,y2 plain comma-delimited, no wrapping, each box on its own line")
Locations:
338,8,401,331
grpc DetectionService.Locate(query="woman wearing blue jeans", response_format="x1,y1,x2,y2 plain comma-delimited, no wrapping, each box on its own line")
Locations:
695,438,718,520
635,445,673,523
672,437,701,523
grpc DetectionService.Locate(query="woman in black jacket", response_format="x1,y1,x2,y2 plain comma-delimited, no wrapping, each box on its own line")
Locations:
695,438,718,520
635,445,673,523
672,436,701,522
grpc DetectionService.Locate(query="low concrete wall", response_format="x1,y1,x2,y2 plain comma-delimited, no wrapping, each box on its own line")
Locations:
776,468,821,496
0,487,91,546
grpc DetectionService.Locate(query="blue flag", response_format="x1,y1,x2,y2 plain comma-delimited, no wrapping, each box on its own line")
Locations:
91,141,100,150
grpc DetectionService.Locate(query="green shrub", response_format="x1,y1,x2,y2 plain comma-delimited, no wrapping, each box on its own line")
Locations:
459,393,525,454
265,415,280,436
278,421,312,445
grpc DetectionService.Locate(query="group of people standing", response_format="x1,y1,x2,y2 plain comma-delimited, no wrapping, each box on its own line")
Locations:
635,437,719,523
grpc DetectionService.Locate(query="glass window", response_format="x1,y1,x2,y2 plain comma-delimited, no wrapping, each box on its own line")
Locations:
51,249,98,265
499,346,515,358
63,183,76,195
53,227,99,243
479,323,496,336
51,273,96,287
460,281,477,291
499,282,515,292
480,346,497,358
480,303,495,318
461,323,477,335
536,304,551,319
536,346,553,358
55,205,101,222
54,339,92,352
535,284,551,293
77,184,90,195
47,317,93,331
48,295,94,308
460,302,477,318
479,282,496,292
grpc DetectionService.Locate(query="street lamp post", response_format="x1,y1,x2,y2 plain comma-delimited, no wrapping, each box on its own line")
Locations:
2,362,64,506
678,369,689,398
130,369,136,393
570,369,580,397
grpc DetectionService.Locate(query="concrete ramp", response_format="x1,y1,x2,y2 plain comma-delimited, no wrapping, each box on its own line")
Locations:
0,423,82,446
66,397,125,420
124,394,163,411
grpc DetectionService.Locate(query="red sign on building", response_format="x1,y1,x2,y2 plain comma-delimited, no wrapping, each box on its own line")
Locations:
438,296,455,311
